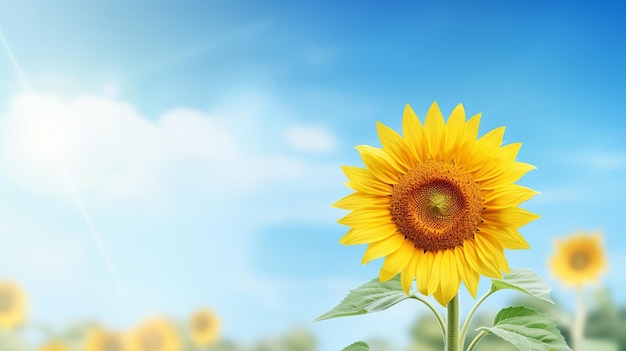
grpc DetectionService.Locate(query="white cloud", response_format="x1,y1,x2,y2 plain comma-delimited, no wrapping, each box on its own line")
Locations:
160,108,240,160
0,92,161,201
284,125,338,154
0,89,351,343
101,82,121,98
0,91,342,206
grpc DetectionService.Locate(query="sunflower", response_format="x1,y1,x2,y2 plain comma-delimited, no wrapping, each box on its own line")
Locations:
0,281,27,329
85,327,129,351
549,232,606,288
334,102,539,306
38,340,71,351
129,317,181,351
189,308,220,347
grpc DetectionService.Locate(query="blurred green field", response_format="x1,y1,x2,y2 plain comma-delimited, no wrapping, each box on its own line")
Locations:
1,281,623,351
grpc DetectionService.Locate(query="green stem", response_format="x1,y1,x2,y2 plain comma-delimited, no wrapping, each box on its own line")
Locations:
410,294,446,339
459,288,494,349
572,288,586,351
466,330,488,351
447,295,459,351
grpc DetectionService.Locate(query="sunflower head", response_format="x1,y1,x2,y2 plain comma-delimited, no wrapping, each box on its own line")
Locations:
129,317,181,351
189,308,220,347
549,232,606,288
85,327,129,351
334,102,539,306
0,281,27,329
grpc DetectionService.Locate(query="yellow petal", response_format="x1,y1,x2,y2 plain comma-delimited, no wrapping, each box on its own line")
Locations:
463,113,482,143
475,232,510,273
432,289,446,306
478,126,506,150
499,142,522,162
463,126,505,173
443,103,466,161
400,273,413,294
427,250,442,295
482,207,540,228
454,113,482,163
339,222,398,245
332,191,389,210
474,234,505,278
416,251,434,296
497,249,511,273
464,239,500,278
401,251,422,293
479,162,536,190
439,249,460,305
362,234,405,264
377,121,412,172
341,166,392,195
483,233,511,273
379,240,414,281
402,104,426,163
424,101,445,160
455,246,479,298
355,145,402,184
337,208,392,227
472,142,522,182
479,225,530,250
483,185,539,209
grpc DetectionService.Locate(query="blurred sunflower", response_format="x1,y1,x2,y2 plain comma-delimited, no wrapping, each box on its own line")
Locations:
38,340,71,351
85,327,129,351
0,281,26,329
189,308,220,347
334,102,539,305
130,317,181,351
549,232,606,288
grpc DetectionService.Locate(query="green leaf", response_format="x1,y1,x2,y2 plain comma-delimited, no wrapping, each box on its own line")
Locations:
341,341,370,351
491,269,554,304
315,275,408,321
0,330,29,351
479,306,571,351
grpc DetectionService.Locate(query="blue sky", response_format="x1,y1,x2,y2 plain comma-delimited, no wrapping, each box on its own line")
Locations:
0,1,625,350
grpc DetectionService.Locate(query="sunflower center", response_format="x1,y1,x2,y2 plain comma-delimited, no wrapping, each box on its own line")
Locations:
569,251,589,270
193,315,210,332
0,290,12,312
390,160,484,252
103,336,123,351
140,330,163,351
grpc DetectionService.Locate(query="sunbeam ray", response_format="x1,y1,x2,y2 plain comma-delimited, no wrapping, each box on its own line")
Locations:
0,23,130,307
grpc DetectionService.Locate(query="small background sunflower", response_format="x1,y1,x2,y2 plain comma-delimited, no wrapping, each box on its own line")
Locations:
549,232,607,289
188,308,220,348
0,281,27,330
85,327,129,351
130,317,181,351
